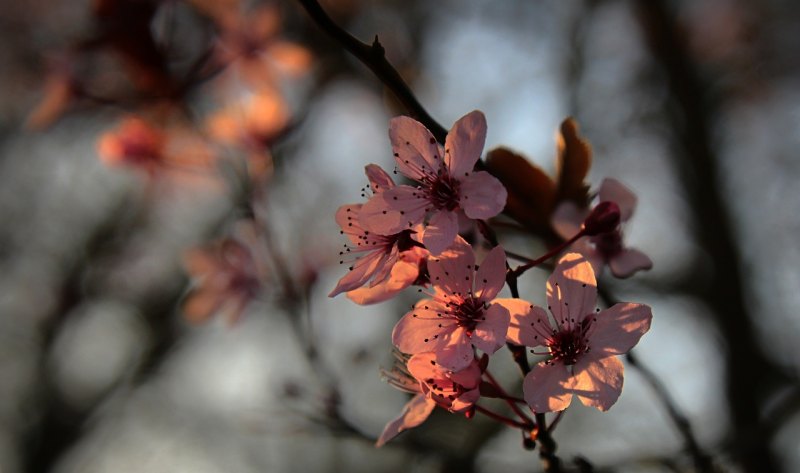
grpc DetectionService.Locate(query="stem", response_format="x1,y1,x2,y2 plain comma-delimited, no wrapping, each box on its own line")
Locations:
473,405,530,429
535,413,562,473
296,0,447,142
484,370,534,425
511,229,585,278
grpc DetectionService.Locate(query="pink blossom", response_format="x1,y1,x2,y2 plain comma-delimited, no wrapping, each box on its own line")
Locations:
182,225,265,324
360,111,507,255
376,352,482,446
329,165,429,303
507,253,652,412
392,237,531,370
552,178,652,278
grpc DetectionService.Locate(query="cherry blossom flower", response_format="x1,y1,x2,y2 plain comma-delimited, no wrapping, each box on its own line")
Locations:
552,178,652,278
329,165,429,303
182,223,266,324
392,237,531,370
376,351,481,446
507,253,652,412
97,116,215,181
360,111,507,255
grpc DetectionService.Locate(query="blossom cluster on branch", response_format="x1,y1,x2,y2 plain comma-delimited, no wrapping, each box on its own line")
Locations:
329,111,654,448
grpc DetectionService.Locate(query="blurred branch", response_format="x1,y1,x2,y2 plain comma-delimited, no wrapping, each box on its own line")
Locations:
295,0,448,143
632,1,793,471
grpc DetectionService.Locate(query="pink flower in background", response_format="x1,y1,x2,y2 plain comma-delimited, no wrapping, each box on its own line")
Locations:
360,111,507,255
507,253,652,412
392,237,531,370
329,165,429,302
552,178,652,278
182,223,265,324
376,351,482,446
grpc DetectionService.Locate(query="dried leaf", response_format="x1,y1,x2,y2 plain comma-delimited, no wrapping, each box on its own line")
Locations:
555,117,592,206
485,147,556,232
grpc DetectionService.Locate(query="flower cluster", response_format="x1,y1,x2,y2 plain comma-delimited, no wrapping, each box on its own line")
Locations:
330,111,654,446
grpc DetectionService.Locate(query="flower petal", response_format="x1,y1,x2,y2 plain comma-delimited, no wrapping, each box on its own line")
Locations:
427,236,474,298
571,354,624,411
346,259,420,305
434,328,475,370
504,301,547,347
547,253,598,327
422,210,459,256
360,186,428,235
365,164,395,193
551,201,586,240
450,387,480,413
389,116,442,180
328,248,390,297
598,178,636,222
444,110,487,177
474,245,507,301
392,303,458,356
523,360,574,413
335,203,365,245
375,394,435,447
459,171,507,219
590,303,652,355
471,303,511,354
608,248,652,278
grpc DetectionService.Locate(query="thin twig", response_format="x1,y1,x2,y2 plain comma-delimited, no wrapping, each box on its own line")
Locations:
296,0,447,142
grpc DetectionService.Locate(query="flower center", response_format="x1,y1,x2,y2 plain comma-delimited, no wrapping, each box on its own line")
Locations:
426,172,461,211
548,325,591,366
453,297,486,334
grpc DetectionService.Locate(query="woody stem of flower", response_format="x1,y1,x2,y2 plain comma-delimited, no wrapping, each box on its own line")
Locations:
474,405,530,429
547,410,565,433
535,413,562,473
484,370,534,425
296,0,448,142
510,229,586,279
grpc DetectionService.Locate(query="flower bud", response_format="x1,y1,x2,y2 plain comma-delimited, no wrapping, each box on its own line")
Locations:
582,201,621,236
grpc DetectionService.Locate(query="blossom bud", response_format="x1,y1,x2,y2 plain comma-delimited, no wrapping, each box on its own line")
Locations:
582,201,621,236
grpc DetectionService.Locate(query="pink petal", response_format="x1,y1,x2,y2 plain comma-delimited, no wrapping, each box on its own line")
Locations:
471,303,511,354
523,360,575,413
473,245,507,301
360,186,428,235
458,171,507,219
608,248,652,278
346,259,420,305
450,387,480,413
422,210,459,256
335,203,363,245
392,303,458,356
434,329,475,370
427,236,474,298
444,110,487,177
547,253,598,327
375,394,435,447
448,361,482,389
551,201,587,240
328,248,391,297
590,303,652,355
504,301,547,347
389,116,442,180
364,164,395,193
598,178,637,222
571,353,624,411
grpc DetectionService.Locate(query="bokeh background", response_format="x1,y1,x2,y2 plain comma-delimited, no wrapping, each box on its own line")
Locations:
0,0,799,472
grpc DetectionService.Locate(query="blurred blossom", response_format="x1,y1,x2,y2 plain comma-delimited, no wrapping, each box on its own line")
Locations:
207,89,291,182
213,4,312,87
182,221,267,325
25,55,80,130
97,115,216,182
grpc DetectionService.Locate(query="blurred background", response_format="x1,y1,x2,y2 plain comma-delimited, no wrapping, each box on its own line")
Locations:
0,0,799,472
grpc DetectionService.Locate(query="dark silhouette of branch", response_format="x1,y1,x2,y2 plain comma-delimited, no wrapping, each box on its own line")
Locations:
632,1,793,471
295,0,447,143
